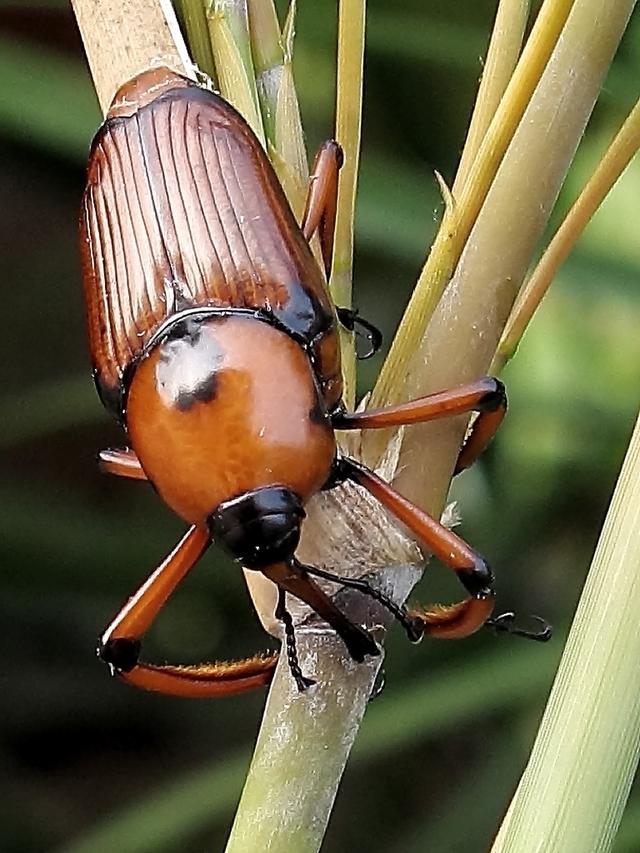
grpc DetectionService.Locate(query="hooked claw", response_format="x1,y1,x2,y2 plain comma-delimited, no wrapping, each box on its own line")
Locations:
486,611,552,643
294,673,317,692
336,307,383,360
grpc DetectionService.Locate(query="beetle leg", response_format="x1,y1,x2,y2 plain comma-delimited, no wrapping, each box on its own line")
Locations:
340,458,495,639
406,599,496,640
117,655,277,698
301,140,343,278
98,525,276,697
332,377,507,474
262,560,380,663
99,448,147,480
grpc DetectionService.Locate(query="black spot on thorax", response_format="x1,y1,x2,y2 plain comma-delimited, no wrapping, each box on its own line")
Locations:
174,372,218,411
155,317,225,412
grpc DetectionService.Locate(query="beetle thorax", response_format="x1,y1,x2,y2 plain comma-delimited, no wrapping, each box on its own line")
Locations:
125,315,336,524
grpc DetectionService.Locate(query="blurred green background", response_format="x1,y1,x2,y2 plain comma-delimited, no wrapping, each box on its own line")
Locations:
2,1,640,851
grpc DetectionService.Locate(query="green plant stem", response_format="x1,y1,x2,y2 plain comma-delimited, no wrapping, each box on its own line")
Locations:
224,634,383,852
207,0,265,142
225,564,420,853
329,0,366,407
58,638,561,853
491,407,640,852
453,0,530,197
246,0,283,144
385,0,637,510
248,0,309,219
177,0,216,78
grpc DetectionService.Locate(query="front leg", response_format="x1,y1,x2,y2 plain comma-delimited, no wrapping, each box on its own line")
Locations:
262,560,380,664
339,458,495,639
98,525,276,697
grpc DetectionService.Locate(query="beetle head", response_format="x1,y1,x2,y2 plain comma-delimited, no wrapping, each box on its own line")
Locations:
209,487,305,568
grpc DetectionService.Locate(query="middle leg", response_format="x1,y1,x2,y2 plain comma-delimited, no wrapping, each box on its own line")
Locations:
301,140,343,278
99,447,146,480
332,377,507,474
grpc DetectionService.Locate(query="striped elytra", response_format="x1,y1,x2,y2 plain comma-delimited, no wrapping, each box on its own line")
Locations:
80,67,342,424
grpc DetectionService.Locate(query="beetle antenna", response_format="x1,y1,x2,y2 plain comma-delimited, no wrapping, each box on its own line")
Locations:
294,559,424,643
275,588,316,691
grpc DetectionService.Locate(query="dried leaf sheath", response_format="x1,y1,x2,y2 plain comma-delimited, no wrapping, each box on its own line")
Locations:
80,68,340,417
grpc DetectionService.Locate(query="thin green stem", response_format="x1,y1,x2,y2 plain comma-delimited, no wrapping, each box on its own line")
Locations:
493,96,640,372
207,0,265,143
246,0,282,145
330,0,366,407
176,0,217,79
248,0,309,219
453,0,530,196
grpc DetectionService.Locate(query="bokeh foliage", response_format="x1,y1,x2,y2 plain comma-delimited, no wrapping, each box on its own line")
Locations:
1,1,640,851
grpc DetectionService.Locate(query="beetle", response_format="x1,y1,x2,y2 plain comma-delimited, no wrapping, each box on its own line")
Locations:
80,67,546,698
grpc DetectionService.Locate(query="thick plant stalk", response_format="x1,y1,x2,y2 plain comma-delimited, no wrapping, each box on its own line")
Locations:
70,0,194,113
226,562,420,853
491,408,640,853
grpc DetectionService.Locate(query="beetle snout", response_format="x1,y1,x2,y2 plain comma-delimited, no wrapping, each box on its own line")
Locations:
209,486,305,568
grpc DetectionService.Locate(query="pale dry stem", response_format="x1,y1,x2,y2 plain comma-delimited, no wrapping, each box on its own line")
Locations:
493,96,640,372
70,0,195,114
